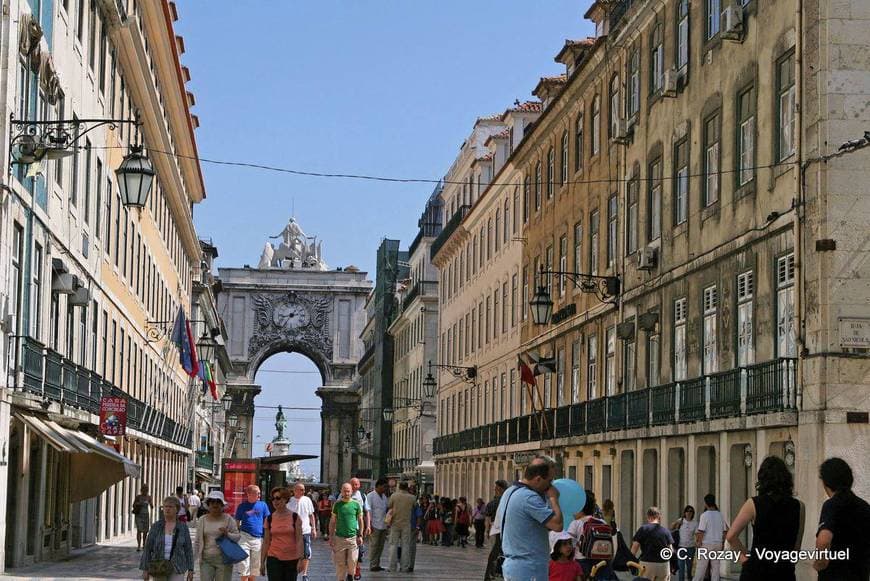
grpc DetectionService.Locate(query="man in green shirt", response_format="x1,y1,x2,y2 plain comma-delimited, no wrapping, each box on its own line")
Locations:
329,482,364,581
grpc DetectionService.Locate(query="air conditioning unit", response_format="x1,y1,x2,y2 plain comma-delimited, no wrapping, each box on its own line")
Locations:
663,69,678,97
722,6,744,40
637,246,658,271
52,272,76,294
611,119,632,144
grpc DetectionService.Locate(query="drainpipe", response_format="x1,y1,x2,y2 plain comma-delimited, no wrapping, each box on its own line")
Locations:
793,0,805,412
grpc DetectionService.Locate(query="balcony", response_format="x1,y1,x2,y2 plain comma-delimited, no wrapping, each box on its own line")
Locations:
430,205,470,260
14,337,194,449
196,449,215,471
432,358,797,456
402,280,438,310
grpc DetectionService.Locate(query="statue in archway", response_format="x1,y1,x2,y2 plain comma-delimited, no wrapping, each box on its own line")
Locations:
258,217,327,270
275,405,287,441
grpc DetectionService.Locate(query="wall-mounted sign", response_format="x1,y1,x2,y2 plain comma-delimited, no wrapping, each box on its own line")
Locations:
513,451,537,466
551,303,577,325
99,397,127,436
839,318,870,349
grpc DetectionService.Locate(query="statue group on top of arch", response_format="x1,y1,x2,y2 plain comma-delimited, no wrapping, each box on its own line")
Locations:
258,217,328,271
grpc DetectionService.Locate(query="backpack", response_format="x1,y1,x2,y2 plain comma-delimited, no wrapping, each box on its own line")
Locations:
578,517,614,561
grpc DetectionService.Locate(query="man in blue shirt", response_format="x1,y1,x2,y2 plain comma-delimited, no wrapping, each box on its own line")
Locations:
494,455,563,581
234,484,270,581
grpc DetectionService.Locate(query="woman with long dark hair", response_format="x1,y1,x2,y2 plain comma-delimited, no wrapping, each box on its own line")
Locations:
726,455,805,580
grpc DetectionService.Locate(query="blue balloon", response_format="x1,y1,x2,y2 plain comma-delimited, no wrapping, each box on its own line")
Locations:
552,479,586,531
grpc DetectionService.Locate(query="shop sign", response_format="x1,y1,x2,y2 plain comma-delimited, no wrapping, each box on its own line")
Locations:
99,396,127,436
513,451,537,466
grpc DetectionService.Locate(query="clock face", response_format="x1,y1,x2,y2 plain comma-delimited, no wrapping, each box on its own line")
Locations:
273,302,310,330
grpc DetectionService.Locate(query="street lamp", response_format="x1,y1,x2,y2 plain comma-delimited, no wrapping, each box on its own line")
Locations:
529,266,620,325
357,426,365,442
383,408,394,422
116,145,156,208
529,284,554,326
422,372,437,399
222,393,233,412
196,334,215,363
227,415,239,429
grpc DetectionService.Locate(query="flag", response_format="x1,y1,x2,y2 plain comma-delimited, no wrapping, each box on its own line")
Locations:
170,307,199,377
197,361,217,400
518,351,557,384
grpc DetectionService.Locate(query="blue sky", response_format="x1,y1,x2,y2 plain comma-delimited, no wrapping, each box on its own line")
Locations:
175,1,594,478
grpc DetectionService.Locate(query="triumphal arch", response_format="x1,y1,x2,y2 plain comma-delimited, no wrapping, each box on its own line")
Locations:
217,218,371,485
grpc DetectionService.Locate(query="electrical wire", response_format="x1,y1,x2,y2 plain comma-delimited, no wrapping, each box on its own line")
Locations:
88,143,796,188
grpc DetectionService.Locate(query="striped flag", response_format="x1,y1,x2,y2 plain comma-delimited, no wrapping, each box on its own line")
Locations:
518,351,556,385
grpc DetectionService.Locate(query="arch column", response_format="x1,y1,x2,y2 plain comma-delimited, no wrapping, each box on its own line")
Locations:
317,386,360,488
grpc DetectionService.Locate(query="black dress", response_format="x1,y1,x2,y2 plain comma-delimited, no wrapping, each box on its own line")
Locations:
739,494,801,581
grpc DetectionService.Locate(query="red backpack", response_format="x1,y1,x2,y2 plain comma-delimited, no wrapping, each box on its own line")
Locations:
578,517,614,561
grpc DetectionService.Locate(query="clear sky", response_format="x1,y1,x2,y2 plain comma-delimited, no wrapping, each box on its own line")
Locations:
174,1,594,479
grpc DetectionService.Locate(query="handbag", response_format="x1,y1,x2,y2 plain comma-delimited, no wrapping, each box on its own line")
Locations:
217,516,248,565
147,526,178,577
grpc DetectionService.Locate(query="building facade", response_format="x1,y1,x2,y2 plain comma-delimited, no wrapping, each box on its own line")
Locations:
433,1,870,577
355,238,407,481
431,103,541,501
0,0,205,570
386,187,442,491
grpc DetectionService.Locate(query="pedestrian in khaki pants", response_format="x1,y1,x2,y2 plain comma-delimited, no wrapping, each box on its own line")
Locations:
329,482,364,581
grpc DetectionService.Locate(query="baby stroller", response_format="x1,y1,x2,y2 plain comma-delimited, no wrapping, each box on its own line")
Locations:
624,561,649,580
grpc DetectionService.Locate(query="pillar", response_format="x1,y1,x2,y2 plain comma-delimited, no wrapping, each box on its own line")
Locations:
317,386,360,488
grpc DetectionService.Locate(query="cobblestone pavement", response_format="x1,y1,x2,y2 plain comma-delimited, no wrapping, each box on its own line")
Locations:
3,533,489,581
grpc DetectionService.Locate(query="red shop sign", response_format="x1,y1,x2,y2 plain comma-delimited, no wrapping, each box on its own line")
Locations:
99,396,128,436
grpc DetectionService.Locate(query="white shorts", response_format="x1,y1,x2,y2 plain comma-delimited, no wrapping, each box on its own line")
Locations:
236,531,263,576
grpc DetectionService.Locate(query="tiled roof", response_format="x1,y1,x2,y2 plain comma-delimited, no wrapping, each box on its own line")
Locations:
473,152,494,163
476,112,503,122
509,100,543,113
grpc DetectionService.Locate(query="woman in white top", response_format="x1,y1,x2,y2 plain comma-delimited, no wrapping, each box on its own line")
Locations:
195,491,241,581
670,505,698,581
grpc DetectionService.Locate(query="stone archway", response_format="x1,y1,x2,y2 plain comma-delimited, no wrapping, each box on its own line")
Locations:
216,225,370,486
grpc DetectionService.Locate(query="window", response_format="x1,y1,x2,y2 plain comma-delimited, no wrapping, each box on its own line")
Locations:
545,246,554,294
651,24,664,93
572,339,581,402
494,212,500,253
573,222,583,283
574,112,584,171
556,348,566,406
99,21,108,93
513,187,520,233
624,332,636,391
648,330,660,387
511,273,518,327
544,368,552,409
547,148,554,199
648,157,662,241
607,196,617,268
627,177,639,254
561,131,569,185
738,86,756,185
677,0,690,70
587,334,598,400
605,327,616,395
534,161,542,210
590,210,599,276
674,298,687,381
610,75,621,138
32,243,43,339
71,115,80,207
95,158,103,238
503,199,510,244
592,96,600,155
485,296,491,344
707,0,721,39
674,139,689,225
777,52,796,160
522,266,528,322
523,177,530,223
703,285,718,373
704,113,720,206
12,225,23,330
88,0,97,70
628,49,640,118
777,254,797,357
558,236,568,296
55,94,65,186
737,271,754,366
76,0,85,43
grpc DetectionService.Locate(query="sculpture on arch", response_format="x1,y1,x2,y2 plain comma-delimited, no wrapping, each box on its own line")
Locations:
258,217,327,270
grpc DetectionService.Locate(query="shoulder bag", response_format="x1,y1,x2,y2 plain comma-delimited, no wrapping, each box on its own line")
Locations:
490,488,519,580
217,515,249,565
147,525,178,577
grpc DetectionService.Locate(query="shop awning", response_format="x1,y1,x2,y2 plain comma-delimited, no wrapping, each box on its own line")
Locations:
195,469,217,483
14,413,141,502
415,460,436,474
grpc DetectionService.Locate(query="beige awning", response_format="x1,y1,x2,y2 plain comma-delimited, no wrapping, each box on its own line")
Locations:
415,460,436,475
15,413,141,502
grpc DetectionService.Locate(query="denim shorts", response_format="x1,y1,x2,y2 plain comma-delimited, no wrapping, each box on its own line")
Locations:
302,533,312,559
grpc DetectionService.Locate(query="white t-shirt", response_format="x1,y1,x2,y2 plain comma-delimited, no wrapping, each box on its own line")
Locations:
188,494,202,511
176,495,188,517
567,515,595,560
288,495,315,534
697,509,728,544
677,518,699,548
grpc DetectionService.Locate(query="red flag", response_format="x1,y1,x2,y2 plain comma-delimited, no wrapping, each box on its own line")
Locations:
518,354,536,386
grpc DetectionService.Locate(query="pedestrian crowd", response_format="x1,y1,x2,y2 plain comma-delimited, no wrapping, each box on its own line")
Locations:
130,454,868,580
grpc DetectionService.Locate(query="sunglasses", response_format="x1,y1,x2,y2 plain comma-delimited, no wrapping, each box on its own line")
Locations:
272,496,286,502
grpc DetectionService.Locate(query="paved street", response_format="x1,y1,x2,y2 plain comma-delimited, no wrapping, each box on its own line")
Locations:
3,533,488,581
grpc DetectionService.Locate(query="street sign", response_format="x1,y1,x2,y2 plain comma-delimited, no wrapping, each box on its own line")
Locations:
513,451,537,466
99,397,127,436
839,317,870,349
